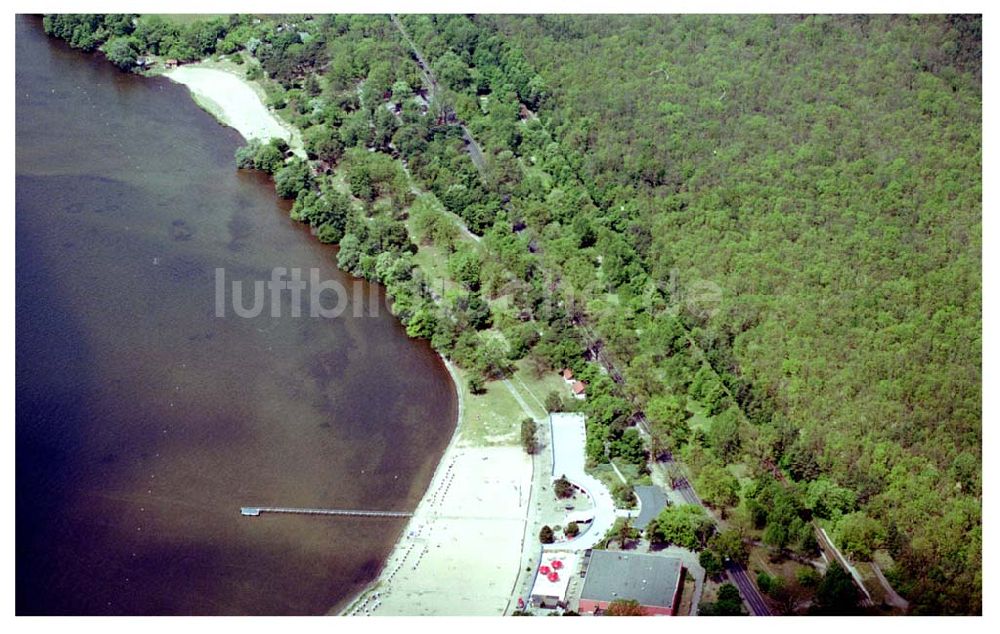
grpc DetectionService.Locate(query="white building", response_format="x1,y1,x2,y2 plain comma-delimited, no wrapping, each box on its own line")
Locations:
529,551,578,609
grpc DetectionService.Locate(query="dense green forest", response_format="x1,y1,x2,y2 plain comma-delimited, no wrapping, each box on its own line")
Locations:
493,15,982,612
396,14,982,614
42,13,982,614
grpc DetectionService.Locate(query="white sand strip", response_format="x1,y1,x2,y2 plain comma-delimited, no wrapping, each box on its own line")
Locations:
358,447,530,615
339,360,533,616
164,65,304,156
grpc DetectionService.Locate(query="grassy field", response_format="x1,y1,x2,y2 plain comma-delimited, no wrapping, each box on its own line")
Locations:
401,190,493,302
589,463,624,490
612,458,652,486
510,359,567,412
686,400,712,432
408,237,459,298
457,368,532,446
727,462,754,490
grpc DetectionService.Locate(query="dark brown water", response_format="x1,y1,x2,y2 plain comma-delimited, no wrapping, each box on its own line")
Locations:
15,15,456,615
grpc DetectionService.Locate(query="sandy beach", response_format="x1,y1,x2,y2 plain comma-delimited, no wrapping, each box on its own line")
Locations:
339,359,534,616
164,65,304,156
342,446,531,615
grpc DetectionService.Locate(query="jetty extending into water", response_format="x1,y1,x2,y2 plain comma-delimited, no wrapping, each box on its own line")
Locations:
240,506,412,518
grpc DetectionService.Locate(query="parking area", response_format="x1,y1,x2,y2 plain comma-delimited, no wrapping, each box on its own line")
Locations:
547,413,617,551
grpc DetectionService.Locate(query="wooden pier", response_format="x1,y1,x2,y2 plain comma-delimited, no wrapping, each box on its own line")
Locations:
240,506,411,518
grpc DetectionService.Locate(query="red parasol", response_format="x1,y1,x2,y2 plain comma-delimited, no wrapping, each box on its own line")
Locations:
548,572,559,582
551,560,563,570
539,565,551,575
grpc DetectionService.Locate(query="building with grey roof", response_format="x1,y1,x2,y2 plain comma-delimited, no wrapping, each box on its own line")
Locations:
578,550,684,615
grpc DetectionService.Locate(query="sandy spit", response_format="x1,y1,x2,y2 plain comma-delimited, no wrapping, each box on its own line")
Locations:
164,65,304,156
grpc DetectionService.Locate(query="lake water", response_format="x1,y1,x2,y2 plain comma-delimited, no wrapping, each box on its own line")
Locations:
15,15,457,615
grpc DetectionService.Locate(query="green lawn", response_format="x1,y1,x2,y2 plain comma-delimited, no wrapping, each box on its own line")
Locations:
611,459,652,486
687,400,712,432
588,463,622,489
727,463,755,490
458,368,531,447
510,359,566,413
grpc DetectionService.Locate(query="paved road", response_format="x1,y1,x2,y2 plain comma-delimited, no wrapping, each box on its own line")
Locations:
671,473,772,616
460,128,487,172
506,420,549,615
390,14,487,174
726,561,772,616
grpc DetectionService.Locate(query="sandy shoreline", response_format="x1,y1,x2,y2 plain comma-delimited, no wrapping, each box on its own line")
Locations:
331,356,466,614
338,358,532,616
163,65,304,156
166,60,533,616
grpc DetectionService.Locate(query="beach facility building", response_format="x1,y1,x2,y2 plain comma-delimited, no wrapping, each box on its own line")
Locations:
529,551,578,609
578,550,684,615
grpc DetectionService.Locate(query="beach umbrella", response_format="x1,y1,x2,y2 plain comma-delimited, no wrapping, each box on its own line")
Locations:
539,565,550,575
552,560,563,570
548,572,559,582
